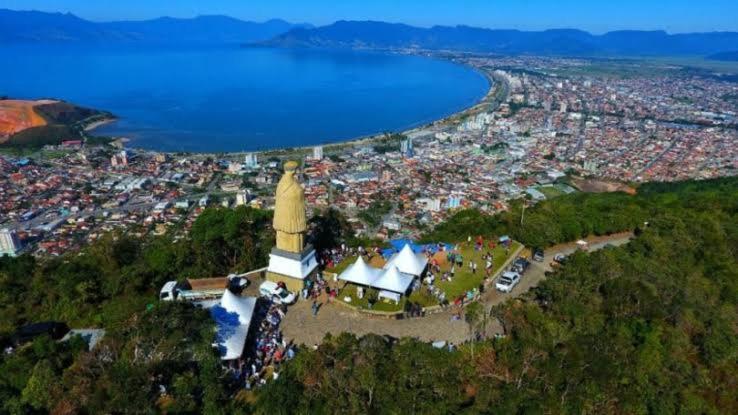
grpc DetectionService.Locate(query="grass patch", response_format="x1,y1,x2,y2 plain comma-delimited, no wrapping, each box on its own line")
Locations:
325,256,356,274
337,285,405,313
537,185,565,200
435,241,522,299
331,240,522,307
407,289,439,307
41,150,71,160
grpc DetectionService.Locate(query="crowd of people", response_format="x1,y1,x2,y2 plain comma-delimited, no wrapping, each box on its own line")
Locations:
222,236,515,390
321,244,385,270
229,300,296,390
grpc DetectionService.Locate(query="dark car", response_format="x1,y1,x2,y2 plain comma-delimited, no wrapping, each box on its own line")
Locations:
12,322,70,346
512,257,530,273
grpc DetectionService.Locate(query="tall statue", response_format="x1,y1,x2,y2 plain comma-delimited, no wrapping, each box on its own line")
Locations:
273,161,307,253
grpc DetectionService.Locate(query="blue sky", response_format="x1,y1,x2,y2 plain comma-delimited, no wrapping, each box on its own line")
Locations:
2,0,737,33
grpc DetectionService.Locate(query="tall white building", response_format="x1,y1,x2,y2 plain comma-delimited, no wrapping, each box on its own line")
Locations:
400,137,414,158
0,228,21,257
244,153,258,168
312,146,324,160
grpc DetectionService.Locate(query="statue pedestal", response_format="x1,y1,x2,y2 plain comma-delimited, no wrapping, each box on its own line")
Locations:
266,244,318,293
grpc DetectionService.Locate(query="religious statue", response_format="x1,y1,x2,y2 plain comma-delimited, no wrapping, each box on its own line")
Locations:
273,161,307,253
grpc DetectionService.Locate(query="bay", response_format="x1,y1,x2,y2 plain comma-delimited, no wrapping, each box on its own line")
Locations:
0,44,488,152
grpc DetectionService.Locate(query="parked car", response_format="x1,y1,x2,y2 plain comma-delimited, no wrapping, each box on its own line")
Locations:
553,253,568,264
495,271,521,293
533,249,545,262
226,274,250,293
259,281,296,305
512,257,530,273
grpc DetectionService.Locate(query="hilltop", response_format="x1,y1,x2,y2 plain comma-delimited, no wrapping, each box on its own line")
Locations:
0,99,113,147
0,9,311,44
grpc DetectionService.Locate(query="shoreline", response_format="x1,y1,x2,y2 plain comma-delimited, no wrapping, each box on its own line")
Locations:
272,63,498,156
87,54,501,156
83,117,117,132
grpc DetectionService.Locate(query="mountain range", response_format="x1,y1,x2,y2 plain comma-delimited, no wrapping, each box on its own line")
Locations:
261,21,738,57
2,9,738,57
0,9,311,44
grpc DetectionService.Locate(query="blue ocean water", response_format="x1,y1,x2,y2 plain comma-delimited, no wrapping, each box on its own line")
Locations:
0,44,488,152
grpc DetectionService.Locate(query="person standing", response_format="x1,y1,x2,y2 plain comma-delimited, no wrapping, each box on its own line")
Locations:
311,300,319,317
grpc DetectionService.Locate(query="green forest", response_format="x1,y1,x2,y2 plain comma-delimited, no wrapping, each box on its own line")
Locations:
1,177,737,413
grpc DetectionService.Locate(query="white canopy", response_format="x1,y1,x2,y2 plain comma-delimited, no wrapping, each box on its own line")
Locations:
211,290,257,360
383,244,428,277
338,256,381,286
373,266,415,294
338,257,415,294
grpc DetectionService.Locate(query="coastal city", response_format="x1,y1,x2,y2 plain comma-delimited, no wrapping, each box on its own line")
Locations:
1,2,738,413
2,54,736,258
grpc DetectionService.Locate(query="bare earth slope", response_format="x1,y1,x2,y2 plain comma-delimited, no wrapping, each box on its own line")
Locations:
0,99,53,142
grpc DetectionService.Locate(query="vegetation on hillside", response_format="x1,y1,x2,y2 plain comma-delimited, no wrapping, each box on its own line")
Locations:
0,206,273,413
0,178,736,413
357,200,393,229
423,178,738,249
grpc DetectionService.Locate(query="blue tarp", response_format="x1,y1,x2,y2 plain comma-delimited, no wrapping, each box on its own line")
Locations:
381,239,454,259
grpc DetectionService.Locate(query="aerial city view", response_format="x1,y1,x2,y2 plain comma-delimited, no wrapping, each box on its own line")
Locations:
0,0,737,413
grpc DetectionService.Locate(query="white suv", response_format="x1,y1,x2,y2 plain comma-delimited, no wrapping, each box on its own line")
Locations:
495,271,521,293
259,281,296,305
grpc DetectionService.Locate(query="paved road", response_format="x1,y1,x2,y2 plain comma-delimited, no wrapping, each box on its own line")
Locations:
480,232,634,308
279,232,634,346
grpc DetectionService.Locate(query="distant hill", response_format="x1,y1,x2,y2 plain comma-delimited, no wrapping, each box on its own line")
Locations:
0,99,112,147
0,9,312,44
707,51,738,61
260,21,738,56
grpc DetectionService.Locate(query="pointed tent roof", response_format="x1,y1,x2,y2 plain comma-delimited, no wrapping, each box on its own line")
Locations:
338,256,381,286
211,290,257,360
373,266,415,294
384,244,428,276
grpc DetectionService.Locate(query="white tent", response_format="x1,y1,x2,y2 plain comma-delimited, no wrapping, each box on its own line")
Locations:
383,244,428,277
338,256,415,295
373,266,415,294
338,256,381,286
210,289,257,361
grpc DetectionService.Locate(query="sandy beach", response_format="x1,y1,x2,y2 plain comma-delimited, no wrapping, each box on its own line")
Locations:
84,117,116,132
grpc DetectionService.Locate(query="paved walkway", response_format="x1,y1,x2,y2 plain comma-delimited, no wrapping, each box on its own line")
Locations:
279,232,634,345
281,300,480,346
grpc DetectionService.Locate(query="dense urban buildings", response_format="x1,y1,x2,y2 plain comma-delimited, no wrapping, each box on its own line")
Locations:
1,55,736,257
